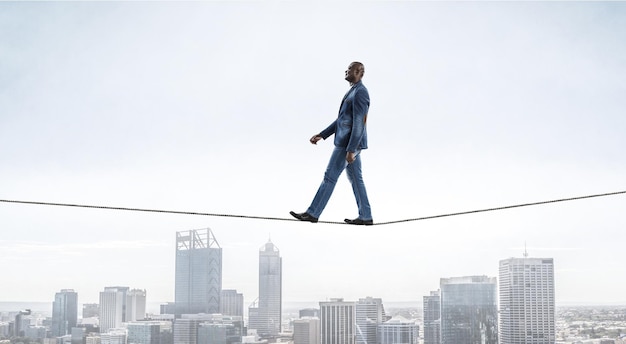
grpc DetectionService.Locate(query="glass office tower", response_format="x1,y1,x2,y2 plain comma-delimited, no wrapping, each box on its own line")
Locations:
51,289,78,337
175,228,222,316
440,276,498,344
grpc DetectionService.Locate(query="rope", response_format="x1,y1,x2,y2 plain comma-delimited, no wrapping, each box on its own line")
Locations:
0,190,624,226
374,190,626,225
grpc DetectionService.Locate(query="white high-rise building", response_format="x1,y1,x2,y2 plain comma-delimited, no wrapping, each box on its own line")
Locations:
127,289,147,321
248,240,282,338
320,298,355,344
99,287,125,333
355,297,386,344
499,256,555,344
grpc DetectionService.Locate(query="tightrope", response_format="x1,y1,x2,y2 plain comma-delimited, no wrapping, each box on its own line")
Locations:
0,190,624,226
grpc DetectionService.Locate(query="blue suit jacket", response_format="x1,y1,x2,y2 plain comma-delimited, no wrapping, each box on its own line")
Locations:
319,81,370,153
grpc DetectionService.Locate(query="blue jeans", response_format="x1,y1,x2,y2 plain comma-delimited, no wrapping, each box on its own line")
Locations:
307,146,372,220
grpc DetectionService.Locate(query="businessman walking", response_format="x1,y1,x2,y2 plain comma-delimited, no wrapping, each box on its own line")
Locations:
290,61,373,225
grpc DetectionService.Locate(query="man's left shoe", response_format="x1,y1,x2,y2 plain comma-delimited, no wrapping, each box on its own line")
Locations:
290,211,319,223
344,218,374,226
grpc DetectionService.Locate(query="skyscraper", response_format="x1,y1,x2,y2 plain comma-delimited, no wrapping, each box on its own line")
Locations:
320,298,356,344
248,239,282,338
107,286,130,322
355,297,386,344
440,276,498,344
127,289,147,321
175,228,222,316
423,290,441,344
99,287,125,333
499,256,555,344
51,289,78,337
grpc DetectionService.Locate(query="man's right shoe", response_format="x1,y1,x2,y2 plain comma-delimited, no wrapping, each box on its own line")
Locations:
290,211,318,223
344,218,374,226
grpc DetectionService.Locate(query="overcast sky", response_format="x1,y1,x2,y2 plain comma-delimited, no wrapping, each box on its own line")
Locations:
1,1,625,309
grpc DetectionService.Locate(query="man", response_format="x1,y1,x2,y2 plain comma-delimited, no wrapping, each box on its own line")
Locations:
290,61,373,225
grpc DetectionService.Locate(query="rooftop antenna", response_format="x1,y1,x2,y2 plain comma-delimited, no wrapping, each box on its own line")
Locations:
524,241,529,258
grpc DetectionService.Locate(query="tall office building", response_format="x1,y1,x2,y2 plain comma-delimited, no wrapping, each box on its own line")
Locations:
248,240,282,338
423,290,441,344
127,289,147,321
51,289,78,337
320,298,356,344
355,297,386,344
293,318,320,344
175,228,222,316
220,290,244,317
378,316,418,344
440,276,498,344
499,256,555,344
107,286,130,322
99,287,125,333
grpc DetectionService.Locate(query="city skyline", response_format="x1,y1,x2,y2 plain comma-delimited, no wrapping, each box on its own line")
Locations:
2,1,626,306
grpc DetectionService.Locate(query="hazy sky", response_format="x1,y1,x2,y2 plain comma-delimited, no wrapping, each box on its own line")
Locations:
1,1,625,308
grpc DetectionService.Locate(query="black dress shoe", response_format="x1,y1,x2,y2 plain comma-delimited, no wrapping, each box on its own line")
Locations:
344,218,374,226
290,211,318,223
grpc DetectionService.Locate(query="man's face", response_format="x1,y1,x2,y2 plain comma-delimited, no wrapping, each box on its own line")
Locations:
344,63,362,83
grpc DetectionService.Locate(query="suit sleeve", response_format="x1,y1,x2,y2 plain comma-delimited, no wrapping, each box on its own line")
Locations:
346,87,370,152
319,120,337,140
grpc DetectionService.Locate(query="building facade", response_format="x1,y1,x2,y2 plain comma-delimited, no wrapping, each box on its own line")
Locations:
126,289,147,322
127,322,160,344
499,257,556,344
51,289,78,337
248,240,282,338
355,297,386,344
174,314,242,344
220,290,244,317
440,276,498,344
99,287,125,333
293,317,320,344
175,229,222,316
378,316,418,344
320,298,356,344
197,315,243,344
423,290,441,344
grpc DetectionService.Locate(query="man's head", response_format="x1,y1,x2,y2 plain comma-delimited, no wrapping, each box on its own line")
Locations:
345,61,365,84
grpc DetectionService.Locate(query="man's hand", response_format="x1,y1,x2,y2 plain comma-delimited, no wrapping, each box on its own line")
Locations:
346,151,356,164
310,135,323,145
